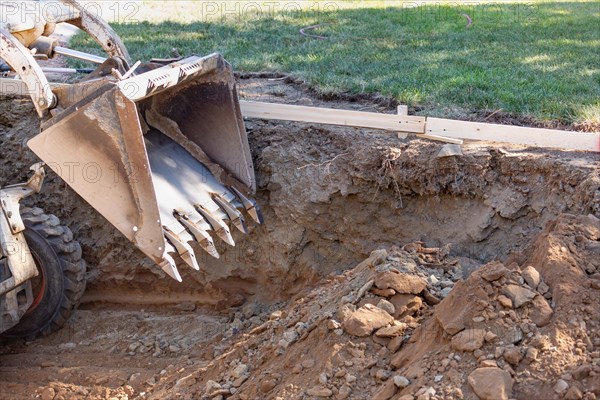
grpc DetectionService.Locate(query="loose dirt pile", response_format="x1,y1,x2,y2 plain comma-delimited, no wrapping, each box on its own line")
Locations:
14,213,597,400
125,213,600,400
0,77,599,400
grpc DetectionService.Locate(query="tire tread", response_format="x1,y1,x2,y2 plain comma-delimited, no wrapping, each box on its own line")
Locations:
12,207,87,338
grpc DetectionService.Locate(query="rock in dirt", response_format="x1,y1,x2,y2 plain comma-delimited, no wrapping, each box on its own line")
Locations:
269,310,283,320
429,275,439,285
389,294,422,318
343,304,394,337
564,386,583,400
393,375,410,388
484,331,498,342
327,319,342,330
174,374,197,390
319,372,328,384
205,380,222,395
525,347,538,363
387,336,404,353
437,144,463,158
434,280,483,335
231,364,249,379
497,295,513,309
259,379,278,393
129,373,142,384
376,299,395,315
481,262,508,282
422,289,441,305
177,301,196,312
553,379,569,394
241,301,260,318
371,288,396,297
503,346,522,366
450,329,486,352
375,322,408,338
233,376,248,387
415,387,436,399
355,279,374,303
480,360,498,368
366,249,389,268
521,266,541,289
374,271,427,294
372,380,397,400
338,385,352,399
375,369,392,381
572,364,591,380
40,387,55,400
123,385,135,396
506,326,524,345
337,304,357,323
307,386,333,397
530,295,553,327
279,329,299,348
537,281,550,294
467,367,513,400
503,284,536,308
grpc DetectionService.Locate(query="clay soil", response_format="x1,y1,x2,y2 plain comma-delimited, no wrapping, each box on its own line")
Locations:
0,77,599,400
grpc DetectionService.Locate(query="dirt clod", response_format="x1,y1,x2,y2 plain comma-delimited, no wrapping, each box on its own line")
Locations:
468,367,513,400
451,329,487,352
343,304,394,337
374,271,428,295
503,284,537,308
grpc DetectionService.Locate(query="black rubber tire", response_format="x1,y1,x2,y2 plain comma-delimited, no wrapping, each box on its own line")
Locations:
3,207,86,338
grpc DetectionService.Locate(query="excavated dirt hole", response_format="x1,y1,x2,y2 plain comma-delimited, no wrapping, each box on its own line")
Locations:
46,79,600,309
0,79,599,399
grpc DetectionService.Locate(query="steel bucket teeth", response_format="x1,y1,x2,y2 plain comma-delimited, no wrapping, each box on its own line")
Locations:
230,186,264,225
195,204,236,247
173,211,220,259
212,193,248,234
144,131,266,279
163,226,200,271
160,243,182,282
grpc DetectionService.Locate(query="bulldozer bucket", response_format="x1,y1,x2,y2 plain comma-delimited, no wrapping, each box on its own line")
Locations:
27,54,262,280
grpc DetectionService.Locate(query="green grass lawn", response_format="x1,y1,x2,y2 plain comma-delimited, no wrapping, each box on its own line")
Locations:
70,0,600,126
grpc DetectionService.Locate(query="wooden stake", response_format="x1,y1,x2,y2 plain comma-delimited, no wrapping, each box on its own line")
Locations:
426,117,600,152
240,101,599,152
240,101,425,134
397,105,409,139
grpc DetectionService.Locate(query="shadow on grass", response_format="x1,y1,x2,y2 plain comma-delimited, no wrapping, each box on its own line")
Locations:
71,1,600,124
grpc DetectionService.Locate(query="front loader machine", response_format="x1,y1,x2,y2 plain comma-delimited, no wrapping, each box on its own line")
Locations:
0,0,262,335
0,166,86,337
